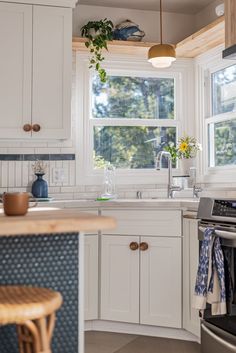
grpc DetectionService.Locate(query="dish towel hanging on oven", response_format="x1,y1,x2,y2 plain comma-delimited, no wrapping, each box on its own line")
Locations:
193,227,227,315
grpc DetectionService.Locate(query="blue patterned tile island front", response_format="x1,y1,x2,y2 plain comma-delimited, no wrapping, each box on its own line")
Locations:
0,233,79,353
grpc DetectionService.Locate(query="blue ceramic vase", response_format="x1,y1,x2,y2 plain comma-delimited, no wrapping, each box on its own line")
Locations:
32,173,48,198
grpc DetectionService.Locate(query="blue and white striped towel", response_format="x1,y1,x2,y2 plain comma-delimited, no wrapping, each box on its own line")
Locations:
193,227,226,315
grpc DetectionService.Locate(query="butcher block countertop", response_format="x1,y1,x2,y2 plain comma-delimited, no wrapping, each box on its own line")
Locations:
0,207,116,236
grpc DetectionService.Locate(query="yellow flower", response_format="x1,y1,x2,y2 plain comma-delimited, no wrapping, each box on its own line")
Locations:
179,142,188,152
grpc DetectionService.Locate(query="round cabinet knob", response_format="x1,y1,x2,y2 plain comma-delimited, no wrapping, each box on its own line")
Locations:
23,124,32,132
129,242,139,251
32,124,41,132
139,242,149,251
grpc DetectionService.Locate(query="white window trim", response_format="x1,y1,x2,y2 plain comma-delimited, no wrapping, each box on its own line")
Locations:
196,44,236,185
75,52,194,185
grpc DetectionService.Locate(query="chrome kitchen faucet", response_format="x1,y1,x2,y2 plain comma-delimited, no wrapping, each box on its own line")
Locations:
156,151,181,199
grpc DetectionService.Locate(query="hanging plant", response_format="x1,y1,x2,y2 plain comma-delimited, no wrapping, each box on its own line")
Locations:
81,19,114,83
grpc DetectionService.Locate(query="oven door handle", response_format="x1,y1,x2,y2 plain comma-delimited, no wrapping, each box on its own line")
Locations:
202,323,236,352
215,230,236,240
199,227,236,240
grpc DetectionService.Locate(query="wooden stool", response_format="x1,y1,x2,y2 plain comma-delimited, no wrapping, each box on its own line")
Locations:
0,286,62,353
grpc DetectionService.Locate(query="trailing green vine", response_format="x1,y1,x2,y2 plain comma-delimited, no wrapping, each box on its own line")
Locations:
81,19,114,83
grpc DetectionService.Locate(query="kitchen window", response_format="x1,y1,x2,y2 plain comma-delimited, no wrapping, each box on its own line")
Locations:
76,53,192,184
207,64,236,168
92,74,176,169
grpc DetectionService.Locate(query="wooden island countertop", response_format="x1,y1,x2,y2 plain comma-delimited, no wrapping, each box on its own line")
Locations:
0,207,116,236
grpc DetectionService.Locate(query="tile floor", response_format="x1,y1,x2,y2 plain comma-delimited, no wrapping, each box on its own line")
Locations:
85,331,200,353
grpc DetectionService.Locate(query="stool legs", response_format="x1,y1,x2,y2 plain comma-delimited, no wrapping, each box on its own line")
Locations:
17,313,56,353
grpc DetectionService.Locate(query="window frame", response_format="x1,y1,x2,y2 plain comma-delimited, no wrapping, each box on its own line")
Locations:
196,45,236,184
76,52,194,185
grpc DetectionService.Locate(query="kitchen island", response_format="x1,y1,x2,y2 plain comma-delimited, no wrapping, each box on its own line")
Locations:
0,207,116,353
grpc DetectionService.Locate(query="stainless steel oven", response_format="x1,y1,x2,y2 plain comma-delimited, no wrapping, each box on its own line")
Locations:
197,198,236,353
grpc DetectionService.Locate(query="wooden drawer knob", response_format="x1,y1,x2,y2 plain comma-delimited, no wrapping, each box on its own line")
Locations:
139,242,149,251
23,124,32,132
129,242,139,251
32,124,41,132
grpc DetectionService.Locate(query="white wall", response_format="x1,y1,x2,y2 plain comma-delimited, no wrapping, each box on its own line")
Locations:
73,4,196,44
195,0,223,31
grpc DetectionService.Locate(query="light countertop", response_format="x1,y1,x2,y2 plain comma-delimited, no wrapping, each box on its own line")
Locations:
38,198,200,212
0,207,116,236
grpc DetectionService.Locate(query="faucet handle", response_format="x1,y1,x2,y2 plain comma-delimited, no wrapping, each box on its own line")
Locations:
193,185,202,198
169,185,182,199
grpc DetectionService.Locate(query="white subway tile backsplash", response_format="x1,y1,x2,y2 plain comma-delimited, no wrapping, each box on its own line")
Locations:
20,141,48,148
50,193,74,200
61,186,85,193
60,147,76,154
73,192,98,200
22,161,30,188
34,148,61,154
1,162,8,188
15,162,22,188
7,187,27,193
48,187,61,193
85,185,101,192
62,161,70,186
69,160,76,186
0,148,8,154
0,141,21,148
49,161,56,186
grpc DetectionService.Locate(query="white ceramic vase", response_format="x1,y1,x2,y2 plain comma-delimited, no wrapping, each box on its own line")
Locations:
179,158,196,176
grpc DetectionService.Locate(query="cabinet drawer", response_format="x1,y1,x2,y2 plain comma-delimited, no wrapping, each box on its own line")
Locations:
101,209,182,237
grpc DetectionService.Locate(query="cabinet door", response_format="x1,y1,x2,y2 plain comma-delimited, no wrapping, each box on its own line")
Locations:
101,235,139,323
140,236,182,328
32,6,72,139
183,218,200,337
0,2,32,138
84,234,98,321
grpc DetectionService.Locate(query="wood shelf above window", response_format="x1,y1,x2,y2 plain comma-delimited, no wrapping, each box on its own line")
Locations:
176,16,224,58
73,16,225,59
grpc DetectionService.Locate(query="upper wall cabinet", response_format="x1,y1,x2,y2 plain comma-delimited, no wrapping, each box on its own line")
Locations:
0,0,74,140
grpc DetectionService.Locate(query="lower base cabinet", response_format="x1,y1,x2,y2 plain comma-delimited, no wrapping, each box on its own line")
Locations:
140,236,182,328
183,217,200,337
101,235,140,323
84,234,98,321
101,234,182,328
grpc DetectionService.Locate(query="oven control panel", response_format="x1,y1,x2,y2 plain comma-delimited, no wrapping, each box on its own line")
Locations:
212,200,236,217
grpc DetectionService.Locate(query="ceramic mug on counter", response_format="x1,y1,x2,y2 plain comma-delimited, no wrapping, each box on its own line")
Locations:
1,192,37,216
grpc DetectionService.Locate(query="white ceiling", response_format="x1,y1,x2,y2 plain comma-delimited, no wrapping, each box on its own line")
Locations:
76,0,216,14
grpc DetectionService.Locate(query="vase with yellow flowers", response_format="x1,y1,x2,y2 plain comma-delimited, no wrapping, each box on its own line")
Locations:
165,136,201,176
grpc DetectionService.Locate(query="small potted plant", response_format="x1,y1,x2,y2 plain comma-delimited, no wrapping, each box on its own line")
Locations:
31,160,48,198
165,135,202,175
81,18,114,83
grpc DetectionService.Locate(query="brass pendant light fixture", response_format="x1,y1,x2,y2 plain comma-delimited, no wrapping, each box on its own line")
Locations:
148,0,176,68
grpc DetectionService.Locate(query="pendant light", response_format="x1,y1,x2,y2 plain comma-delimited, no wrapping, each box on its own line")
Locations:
148,0,176,68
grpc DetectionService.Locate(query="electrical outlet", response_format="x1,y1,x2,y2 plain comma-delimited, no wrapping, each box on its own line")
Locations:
53,168,65,184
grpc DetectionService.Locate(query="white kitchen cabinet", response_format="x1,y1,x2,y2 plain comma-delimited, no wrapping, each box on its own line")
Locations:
84,234,98,321
0,1,72,139
0,2,32,138
183,216,200,338
140,236,182,328
100,227,182,328
32,5,72,139
101,235,140,324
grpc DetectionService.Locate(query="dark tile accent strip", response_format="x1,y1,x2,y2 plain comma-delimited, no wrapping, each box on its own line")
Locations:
0,154,23,161
23,154,50,161
0,154,75,161
49,154,75,161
